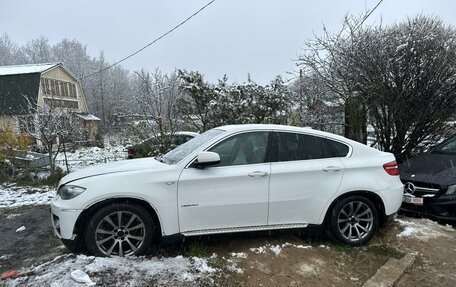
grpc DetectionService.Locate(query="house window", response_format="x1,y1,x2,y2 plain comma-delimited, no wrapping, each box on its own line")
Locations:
41,77,78,99
70,83,77,98
40,78,51,95
61,82,68,98
45,78,51,94
50,79,56,95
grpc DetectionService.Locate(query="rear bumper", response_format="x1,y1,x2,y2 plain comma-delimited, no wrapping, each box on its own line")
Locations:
378,183,404,216
400,195,456,222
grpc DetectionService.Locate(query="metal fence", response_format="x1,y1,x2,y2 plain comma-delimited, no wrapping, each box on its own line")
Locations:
54,155,126,168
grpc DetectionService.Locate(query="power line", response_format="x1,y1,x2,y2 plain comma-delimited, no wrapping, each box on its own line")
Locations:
288,0,385,83
80,0,216,80
352,0,384,32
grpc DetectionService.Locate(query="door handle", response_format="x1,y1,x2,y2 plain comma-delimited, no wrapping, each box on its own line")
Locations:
248,171,269,177
323,166,341,172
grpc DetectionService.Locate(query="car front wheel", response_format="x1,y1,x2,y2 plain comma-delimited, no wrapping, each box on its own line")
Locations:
84,203,155,257
329,196,379,245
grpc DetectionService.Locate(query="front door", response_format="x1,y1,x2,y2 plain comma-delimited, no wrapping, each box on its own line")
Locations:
178,131,270,233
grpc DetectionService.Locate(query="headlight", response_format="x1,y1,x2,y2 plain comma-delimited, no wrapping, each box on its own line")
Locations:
57,185,86,200
445,185,456,195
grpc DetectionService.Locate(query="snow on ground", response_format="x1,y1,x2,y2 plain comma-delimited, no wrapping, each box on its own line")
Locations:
225,243,314,274
9,254,217,287
230,252,248,259
269,245,282,256
0,184,55,208
55,145,126,172
0,145,127,209
249,242,313,256
395,218,454,241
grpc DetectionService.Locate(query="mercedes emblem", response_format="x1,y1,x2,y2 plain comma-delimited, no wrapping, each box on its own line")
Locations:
404,182,416,195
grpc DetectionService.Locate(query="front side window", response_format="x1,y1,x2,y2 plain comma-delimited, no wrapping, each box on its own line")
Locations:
274,132,349,162
209,132,269,167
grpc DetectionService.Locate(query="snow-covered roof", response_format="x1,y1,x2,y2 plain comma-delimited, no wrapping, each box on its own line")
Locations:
76,113,101,121
0,63,59,76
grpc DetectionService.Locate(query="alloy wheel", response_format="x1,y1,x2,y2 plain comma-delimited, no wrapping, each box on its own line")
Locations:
94,211,146,256
336,201,374,242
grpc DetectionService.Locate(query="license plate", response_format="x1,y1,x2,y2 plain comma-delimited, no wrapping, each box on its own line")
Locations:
403,195,423,205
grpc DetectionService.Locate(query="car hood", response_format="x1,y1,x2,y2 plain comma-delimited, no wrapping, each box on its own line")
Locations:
399,152,456,186
60,157,165,185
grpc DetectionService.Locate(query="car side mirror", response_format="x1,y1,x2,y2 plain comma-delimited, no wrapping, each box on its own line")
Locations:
194,151,220,169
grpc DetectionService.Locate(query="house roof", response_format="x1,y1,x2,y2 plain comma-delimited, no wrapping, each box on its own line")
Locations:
0,62,75,115
0,63,59,76
0,73,41,115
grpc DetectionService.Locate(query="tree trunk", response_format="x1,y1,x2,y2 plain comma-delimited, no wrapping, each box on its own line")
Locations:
344,96,367,143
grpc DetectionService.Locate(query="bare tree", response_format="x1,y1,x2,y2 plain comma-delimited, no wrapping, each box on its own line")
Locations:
131,70,183,154
0,33,27,65
347,16,456,159
297,15,456,160
16,96,85,172
297,15,371,142
22,35,52,63
291,71,344,134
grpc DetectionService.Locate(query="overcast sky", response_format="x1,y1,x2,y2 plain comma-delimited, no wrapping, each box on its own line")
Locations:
2,0,456,84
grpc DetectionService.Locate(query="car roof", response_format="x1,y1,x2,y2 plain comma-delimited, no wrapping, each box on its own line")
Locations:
217,124,342,140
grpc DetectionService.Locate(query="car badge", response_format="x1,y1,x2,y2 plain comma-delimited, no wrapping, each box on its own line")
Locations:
404,182,416,195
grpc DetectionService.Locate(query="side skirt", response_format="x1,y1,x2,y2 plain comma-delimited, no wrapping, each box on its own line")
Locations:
181,223,309,237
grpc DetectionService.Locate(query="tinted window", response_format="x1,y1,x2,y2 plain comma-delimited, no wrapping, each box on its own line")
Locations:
209,132,269,167
327,138,350,157
274,132,349,162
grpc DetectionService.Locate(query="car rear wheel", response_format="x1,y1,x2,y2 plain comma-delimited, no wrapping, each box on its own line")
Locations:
84,203,155,257
329,196,379,245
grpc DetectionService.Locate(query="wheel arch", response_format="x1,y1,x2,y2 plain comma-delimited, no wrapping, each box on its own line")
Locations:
74,197,163,242
322,190,387,227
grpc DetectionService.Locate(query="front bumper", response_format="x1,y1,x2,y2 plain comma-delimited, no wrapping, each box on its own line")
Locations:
50,201,82,239
400,194,456,221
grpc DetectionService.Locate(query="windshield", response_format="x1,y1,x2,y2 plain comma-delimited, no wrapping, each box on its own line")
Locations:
160,129,225,164
433,135,456,155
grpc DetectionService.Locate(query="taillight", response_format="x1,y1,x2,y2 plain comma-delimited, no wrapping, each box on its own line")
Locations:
383,160,399,176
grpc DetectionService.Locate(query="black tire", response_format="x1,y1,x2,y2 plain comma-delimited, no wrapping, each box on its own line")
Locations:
61,236,85,253
84,203,155,257
328,196,379,246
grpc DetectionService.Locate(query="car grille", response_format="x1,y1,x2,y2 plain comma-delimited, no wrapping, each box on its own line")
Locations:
401,180,441,196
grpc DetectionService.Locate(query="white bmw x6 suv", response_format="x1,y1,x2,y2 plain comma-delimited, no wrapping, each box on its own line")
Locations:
51,124,403,256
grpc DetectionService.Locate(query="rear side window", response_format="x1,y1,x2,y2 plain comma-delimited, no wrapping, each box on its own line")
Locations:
273,132,349,162
327,139,350,157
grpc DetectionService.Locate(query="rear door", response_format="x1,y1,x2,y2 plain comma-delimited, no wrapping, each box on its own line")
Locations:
268,132,349,225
